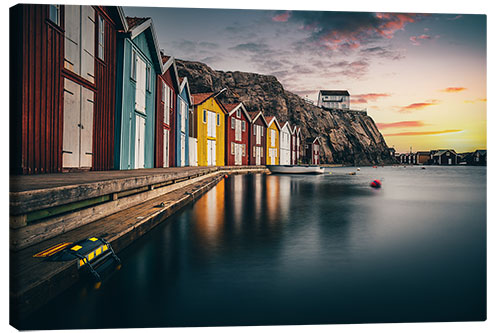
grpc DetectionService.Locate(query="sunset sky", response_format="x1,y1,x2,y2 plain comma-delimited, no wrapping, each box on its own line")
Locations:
125,6,486,153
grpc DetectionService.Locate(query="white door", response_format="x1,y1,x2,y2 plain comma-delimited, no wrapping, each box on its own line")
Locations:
235,144,242,165
163,128,169,167
256,146,261,166
135,115,146,168
62,78,94,168
207,139,216,166
80,87,94,167
180,134,186,166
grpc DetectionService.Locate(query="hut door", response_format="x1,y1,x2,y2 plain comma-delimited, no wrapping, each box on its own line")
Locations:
235,144,242,165
207,139,216,166
255,147,261,166
62,79,94,168
135,115,146,168
180,134,186,166
163,128,169,167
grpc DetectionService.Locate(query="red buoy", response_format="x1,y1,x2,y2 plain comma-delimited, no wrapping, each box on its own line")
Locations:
224,175,228,179
370,179,382,188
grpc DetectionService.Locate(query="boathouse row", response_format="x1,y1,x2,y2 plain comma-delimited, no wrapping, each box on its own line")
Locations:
10,4,316,175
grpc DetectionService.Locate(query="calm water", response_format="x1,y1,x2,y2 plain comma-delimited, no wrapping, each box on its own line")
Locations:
20,166,486,329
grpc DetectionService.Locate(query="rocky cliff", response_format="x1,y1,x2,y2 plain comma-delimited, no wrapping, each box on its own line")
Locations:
176,59,396,165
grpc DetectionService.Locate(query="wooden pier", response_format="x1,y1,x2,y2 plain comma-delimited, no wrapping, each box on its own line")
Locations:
10,166,268,320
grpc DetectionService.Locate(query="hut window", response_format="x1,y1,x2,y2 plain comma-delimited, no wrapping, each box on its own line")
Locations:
49,5,60,25
242,144,246,157
164,84,171,125
131,50,137,80
97,15,105,60
146,66,151,92
203,110,207,123
253,124,256,135
231,142,235,155
253,146,256,158
236,109,241,118
231,117,235,129
217,114,220,126
242,121,246,132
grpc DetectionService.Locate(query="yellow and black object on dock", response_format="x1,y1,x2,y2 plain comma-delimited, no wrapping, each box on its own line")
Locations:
37,237,121,282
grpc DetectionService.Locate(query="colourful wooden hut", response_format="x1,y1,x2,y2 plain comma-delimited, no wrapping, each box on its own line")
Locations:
279,121,292,165
264,116,280,165
10,4,126,174
291,126,301,165
248,111,267,166
192,91,226,166
224,103,252,166
176,77,192,166
155,55,179,168
304,137,321,165
114,17,163,169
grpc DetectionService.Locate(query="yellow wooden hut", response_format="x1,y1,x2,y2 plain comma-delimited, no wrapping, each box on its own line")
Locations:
264,116,280,165
192,92,226,166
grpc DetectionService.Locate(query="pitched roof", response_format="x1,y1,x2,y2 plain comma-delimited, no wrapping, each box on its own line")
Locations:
161,55,171,64
223,103,240,113
126,17,148,30
434,149,457,156
474,149,487,155
264,116,279,128
192,92,214,106
320,90,350,96
125,16,163,73
306,137,320,144
248,111,259,119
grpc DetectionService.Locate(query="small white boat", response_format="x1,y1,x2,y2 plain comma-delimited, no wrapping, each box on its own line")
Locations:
267,165,325,174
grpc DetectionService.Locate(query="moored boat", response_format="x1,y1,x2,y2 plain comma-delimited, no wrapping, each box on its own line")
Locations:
267,165,324,174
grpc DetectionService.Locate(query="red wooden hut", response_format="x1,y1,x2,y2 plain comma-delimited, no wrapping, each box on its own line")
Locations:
10,4,126,174
155,54,180,168
247,111,267,166
224,103,251,166
304,137,321,165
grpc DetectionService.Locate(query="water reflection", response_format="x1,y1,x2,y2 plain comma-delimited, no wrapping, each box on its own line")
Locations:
22,168,486,329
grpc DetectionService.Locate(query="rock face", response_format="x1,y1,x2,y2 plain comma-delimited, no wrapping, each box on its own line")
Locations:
177,59,396,165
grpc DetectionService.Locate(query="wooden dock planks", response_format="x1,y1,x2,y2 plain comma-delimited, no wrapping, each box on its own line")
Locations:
10,170,247,318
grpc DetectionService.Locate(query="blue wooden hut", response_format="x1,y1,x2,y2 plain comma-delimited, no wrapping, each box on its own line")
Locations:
114,17,163,169
176,77,192,166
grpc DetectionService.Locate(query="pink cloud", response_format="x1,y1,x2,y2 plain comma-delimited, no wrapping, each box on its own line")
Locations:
384,129,462,136
440,87,467,93
351,93,391,104
410,34,432,45
377,121,426,129
398,100,440,113
272,11,291,22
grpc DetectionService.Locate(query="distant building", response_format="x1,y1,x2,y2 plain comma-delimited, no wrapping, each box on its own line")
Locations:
416,151,431,165
317,90,350,110
399,152,416,165
430,149,458,165
388,148,396,158
473,149,487,165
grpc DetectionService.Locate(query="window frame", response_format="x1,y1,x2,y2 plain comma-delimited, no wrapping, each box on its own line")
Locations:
97,15,105,61
131,50,137,81
49,5,60,26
